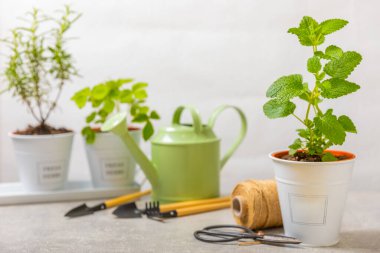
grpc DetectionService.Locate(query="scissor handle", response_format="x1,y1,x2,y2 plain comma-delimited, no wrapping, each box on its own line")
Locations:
194,225,257,243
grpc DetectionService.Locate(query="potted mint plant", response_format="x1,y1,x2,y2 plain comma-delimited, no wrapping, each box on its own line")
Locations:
71,78,159,188
263,17,362,246
1,6,81,191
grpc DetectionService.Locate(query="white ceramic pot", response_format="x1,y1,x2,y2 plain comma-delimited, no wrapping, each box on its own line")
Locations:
10,132,74,191
84,130,141,188
270,150,355,247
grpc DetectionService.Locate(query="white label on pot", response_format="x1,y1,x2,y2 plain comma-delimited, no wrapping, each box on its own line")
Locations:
38,161,64,185
101,158,129,181
289,194,328,225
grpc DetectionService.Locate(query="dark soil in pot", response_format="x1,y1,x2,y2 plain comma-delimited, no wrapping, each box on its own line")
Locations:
280,151,349,162
14,124,72,135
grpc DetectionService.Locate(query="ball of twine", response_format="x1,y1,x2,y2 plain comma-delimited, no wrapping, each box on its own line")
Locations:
231,179,282,229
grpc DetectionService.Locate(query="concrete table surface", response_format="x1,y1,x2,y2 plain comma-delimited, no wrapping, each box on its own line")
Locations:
0,191,379,253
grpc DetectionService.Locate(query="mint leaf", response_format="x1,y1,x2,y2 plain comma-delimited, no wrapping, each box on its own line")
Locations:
324,51,362,79
319,19,348,35
338,115,357,133
288,16,324,46
266,74,304,101
297,128,310,139
71,87,90,108
132,82,148,91
289,138,302,155
150,110,160,120
314,51,331,60
307,56,322,73
143,120,154,141
102,99,115,113
86,112,97,123
314,109,346,145
320,78,360,98
325,45,343,59
322,152,338,161
91,84,109,100
263,99,296,119
132,114,148,123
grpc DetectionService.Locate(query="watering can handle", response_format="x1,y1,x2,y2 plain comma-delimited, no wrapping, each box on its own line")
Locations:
172,106,203,134
208,105,247,170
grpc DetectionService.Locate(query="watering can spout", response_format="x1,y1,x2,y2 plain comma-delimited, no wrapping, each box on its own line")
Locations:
101,113,159,190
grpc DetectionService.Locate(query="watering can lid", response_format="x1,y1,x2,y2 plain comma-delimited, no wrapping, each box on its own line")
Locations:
152,106,218,145
151,124,218,145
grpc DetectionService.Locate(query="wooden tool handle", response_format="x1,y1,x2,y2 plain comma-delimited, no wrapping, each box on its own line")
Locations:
105,189,151,208
160,196,230,213
176,201,230,217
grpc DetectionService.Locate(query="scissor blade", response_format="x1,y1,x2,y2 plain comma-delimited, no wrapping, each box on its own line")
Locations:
258,234,301,244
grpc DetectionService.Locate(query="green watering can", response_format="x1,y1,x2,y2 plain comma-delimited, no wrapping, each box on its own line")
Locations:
101,105,247,203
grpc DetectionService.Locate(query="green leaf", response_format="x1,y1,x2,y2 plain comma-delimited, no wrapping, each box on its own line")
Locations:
307,56,322,73
132,114,148,123
81,126,96,144
297,128,310,139
322,152,338,162
320,78,360,99
134,89,148,100
142,120,154,141
263,99,296,119
325,45,343,59
150,110,160,120
266,74,304,101
314,51,331,60
139,106,149,114
288,16,323,46
314,109,346,145
132,82,148,91
338,115,357,133
91,84,110,100
71,87,90,108
324,51,362,79
86,112,97,123
119,90,133,103
319,19,348,35
102,99,115,113
289,138,302,155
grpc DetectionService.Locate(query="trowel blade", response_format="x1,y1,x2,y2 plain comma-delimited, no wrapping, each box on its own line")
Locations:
65,203,95,218
113,202,143,218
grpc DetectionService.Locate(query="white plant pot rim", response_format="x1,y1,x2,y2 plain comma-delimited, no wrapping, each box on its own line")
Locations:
269,149,356,165
9,131,74,139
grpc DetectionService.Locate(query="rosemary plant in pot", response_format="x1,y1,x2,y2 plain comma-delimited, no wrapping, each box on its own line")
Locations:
263,17,362,246
1,7,81,191
71,78,159,188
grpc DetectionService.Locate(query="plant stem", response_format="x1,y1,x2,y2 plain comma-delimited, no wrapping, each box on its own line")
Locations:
292,113,307,127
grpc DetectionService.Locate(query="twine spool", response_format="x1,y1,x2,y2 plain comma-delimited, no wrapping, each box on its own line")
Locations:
231,179,283,229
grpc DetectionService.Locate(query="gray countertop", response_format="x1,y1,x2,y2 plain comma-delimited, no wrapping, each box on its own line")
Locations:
0,191,379,253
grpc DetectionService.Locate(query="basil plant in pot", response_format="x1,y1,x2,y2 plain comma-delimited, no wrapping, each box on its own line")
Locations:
1,7,81,191
72,78,159,188
263,17,362,246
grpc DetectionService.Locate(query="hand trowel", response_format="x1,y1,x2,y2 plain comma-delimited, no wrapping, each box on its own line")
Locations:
65,189,151,218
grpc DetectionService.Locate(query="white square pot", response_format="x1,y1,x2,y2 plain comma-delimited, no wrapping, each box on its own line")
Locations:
270,150,355,246
84,130,141,188
10,132,74,191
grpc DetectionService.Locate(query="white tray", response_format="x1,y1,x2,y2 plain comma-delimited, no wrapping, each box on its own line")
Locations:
0,181,140,206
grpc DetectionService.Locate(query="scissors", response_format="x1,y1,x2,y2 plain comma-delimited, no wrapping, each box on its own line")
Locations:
194,225,301,245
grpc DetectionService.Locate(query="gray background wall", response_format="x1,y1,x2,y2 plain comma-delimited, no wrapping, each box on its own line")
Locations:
0,0,378,190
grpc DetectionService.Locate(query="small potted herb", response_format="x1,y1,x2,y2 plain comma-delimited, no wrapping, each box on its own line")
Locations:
263,17,362,246
71,78,159,188
1,6,81,191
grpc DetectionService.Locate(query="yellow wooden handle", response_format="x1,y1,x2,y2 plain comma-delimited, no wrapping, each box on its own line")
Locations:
176,201,231,217
105,189,151,208
160,196,230,213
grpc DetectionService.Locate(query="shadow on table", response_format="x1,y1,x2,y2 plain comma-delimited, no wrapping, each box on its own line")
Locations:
337,230,380,250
